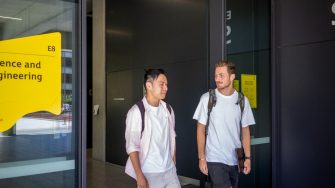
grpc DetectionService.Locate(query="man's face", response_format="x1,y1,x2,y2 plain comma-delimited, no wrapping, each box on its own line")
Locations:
146,74,168,100
215,66,234,90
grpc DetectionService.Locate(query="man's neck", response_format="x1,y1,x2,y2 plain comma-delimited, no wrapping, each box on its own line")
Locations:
217,87,235,96
145,95,160,107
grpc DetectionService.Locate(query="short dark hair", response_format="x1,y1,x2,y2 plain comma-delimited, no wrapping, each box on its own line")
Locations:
144,68,166,89
215,60,236,75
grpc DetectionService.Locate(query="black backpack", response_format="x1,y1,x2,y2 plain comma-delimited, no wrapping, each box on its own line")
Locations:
136,100,172,137
206,89,245,135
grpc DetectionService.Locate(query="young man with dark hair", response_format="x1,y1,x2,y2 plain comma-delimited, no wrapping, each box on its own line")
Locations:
125,69,181,188
193,60,255,188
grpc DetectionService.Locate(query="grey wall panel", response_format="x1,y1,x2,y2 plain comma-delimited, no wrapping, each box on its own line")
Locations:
227,0,270,54
274,1,335,187
106,70,144,165
106,1,207,73
277,41,335,187
163,60,207,178
277,0,335,46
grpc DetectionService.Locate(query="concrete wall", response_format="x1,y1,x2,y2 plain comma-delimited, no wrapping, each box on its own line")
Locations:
92,0,106,161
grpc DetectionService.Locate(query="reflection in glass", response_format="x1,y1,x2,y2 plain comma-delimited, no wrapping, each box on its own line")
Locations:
226,0,271,187
0,0,78,187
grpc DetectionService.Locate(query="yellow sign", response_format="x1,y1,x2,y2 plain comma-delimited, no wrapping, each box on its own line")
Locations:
0,33,61,132
241,74,257,108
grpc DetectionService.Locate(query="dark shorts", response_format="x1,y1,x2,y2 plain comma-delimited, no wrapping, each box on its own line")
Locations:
207,162,239,188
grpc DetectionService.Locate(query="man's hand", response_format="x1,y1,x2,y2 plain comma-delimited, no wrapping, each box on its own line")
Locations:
197,123,207,175
137,173,149,188
243,159,251,174
199,159,208,175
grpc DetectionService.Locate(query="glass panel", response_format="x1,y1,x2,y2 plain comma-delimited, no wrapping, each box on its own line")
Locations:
226,0,271,187
0,0,79,187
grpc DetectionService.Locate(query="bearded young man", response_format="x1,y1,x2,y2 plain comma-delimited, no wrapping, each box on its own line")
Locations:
193,60,255,188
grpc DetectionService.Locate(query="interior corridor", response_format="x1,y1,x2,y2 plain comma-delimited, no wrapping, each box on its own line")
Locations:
87,149,199,188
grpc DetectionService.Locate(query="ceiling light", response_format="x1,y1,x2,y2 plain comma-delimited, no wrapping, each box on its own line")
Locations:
0,15,22,21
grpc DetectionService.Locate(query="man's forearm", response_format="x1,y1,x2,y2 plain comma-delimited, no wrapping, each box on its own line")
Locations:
242,126,251,157
129,151,144,178
197,123,206,159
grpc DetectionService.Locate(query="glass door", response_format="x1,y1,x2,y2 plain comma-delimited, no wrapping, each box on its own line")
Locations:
226,0,271,187
0,0,85,187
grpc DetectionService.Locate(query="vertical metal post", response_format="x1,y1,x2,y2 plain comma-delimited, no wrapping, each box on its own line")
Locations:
78,0,87,187
209,0,226,89
271,0,279,188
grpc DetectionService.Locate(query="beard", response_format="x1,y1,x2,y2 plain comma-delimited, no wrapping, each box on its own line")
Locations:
216,82,231,90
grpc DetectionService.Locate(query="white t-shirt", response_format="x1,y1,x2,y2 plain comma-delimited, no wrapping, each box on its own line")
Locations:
142,103,173,173
193,89,255,165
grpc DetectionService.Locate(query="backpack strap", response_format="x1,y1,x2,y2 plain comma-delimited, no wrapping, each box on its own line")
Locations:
136,101,145,137
236,92,245,143
166,103,172,114
136,100,172,138
208,89,217,114
236,92,245,113
206,89,216,136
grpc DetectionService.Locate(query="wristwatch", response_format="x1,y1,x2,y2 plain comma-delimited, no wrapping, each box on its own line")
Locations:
245,156,252,160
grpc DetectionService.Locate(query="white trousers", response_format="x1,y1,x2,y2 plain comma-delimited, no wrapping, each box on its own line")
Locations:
144,167,181,188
